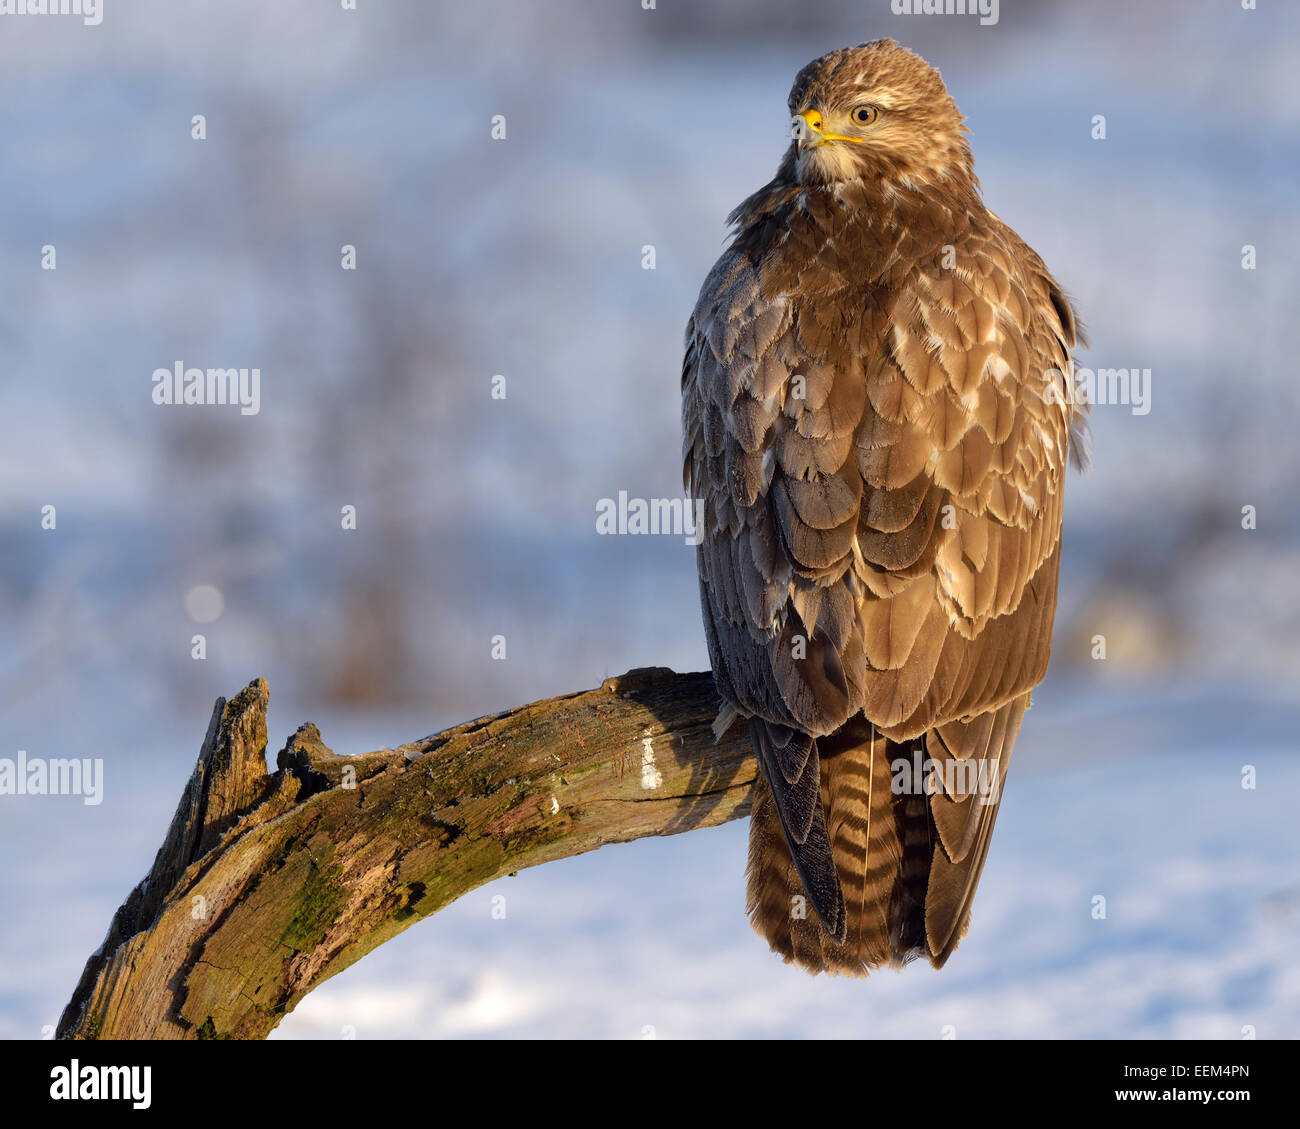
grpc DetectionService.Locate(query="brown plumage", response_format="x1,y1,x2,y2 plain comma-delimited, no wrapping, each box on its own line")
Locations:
681,40,1086,975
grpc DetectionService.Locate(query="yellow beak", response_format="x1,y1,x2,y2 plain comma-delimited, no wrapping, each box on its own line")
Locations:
795,108,864,148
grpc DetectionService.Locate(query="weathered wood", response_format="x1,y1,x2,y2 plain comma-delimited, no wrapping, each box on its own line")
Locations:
57,668,755,1040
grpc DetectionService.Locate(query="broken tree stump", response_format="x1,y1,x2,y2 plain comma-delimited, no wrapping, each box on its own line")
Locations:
57,668,755,1040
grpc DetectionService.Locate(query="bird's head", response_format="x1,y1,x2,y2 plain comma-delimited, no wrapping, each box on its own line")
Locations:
786,40,975,191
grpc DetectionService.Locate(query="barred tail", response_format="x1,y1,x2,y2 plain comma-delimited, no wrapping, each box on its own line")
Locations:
745,694,1029,976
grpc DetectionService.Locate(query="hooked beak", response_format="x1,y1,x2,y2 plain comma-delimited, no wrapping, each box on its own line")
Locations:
793,108,864,150
794,109,827,150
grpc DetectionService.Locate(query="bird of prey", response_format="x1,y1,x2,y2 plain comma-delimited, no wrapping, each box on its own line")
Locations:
682,40,1085,975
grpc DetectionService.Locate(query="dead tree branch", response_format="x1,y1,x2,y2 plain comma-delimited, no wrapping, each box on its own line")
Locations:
57,668,754,1040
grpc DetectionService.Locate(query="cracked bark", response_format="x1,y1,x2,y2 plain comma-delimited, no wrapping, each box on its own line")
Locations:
56,668,755,1040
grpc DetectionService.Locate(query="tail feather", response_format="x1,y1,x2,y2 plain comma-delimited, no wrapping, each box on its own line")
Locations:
749,719,845,941
745,693,1030,976
924,694,1028,964
823,723,898,973
887,759,932,961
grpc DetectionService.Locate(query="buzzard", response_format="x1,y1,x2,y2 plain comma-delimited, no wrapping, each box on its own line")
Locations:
681,40,1085,975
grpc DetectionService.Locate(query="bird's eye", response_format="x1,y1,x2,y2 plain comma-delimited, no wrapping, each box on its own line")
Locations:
851,105,880,126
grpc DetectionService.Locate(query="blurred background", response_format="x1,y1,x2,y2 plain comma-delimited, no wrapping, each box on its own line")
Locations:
1,0,1297,1038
